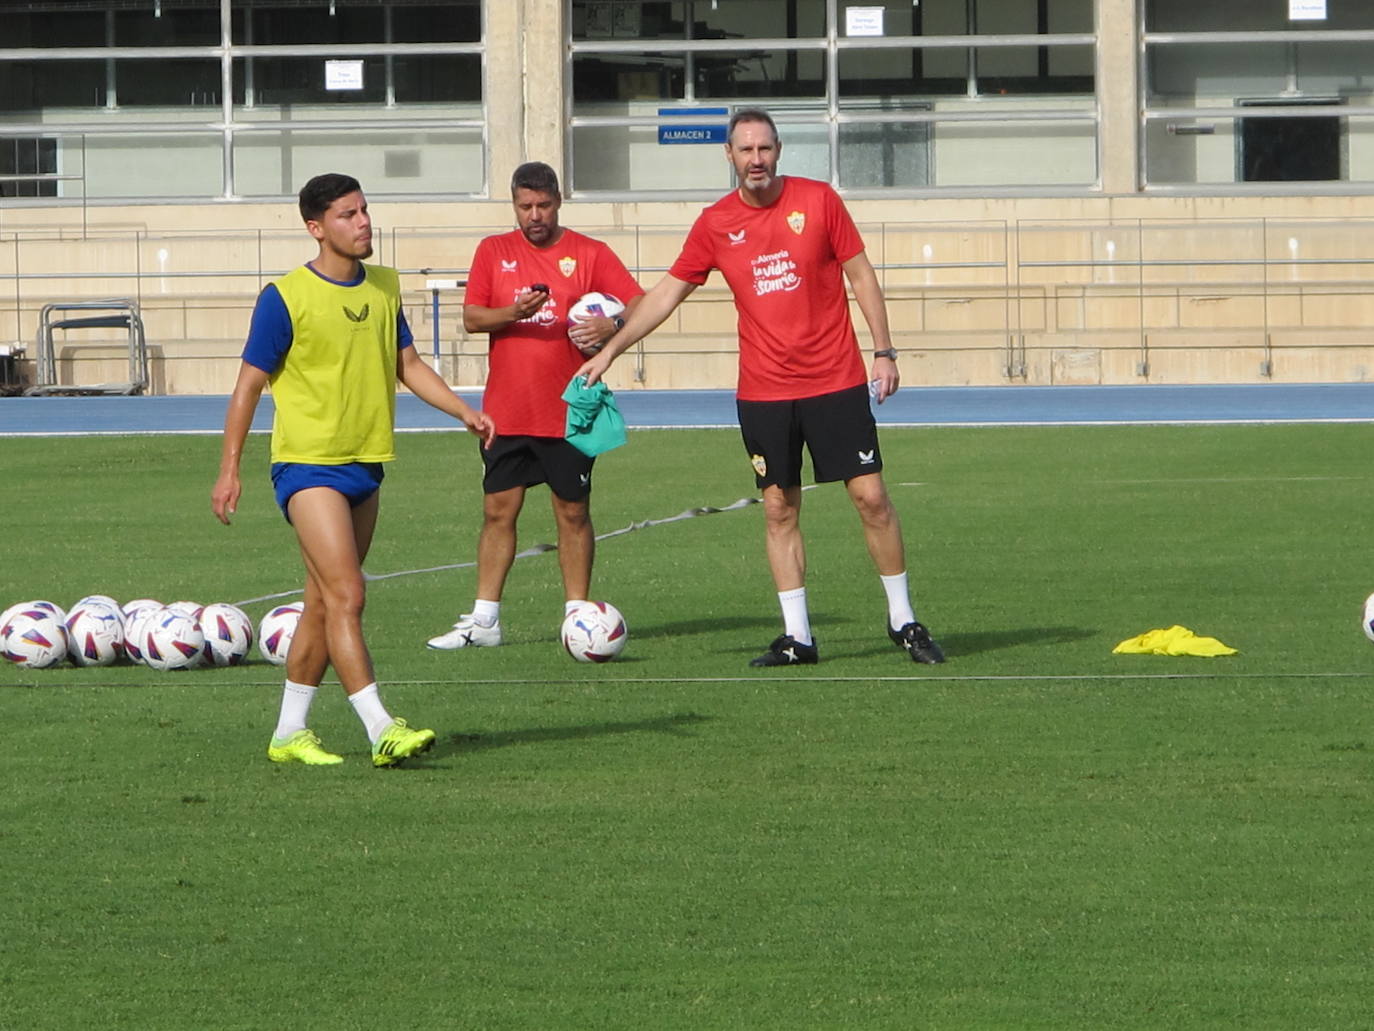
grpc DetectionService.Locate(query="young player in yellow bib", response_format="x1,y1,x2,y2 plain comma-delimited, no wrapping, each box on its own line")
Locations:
212,173,495,767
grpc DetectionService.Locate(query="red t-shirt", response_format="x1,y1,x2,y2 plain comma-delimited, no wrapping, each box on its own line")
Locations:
466,228,643,437
669,176,869,402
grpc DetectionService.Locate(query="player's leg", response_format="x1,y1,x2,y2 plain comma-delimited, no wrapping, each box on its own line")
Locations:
540,437,597,611
428,438,534,649
267,563,341,763
843,470,942,661
806,385,944,664
551,494,594,602
738,397,817,666
760,483,806,592
268,483,373,765
293,484,436,765
423,485,520,649
288,485,376,693
476,485,525,602
844,471,905,577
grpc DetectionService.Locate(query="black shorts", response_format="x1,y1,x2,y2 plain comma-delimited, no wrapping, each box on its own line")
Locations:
479,435,594,501
736,383,882,489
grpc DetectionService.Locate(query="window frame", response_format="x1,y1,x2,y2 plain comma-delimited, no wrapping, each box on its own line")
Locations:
0,0,488,203
565,0,1099,199
1140,18,1374,195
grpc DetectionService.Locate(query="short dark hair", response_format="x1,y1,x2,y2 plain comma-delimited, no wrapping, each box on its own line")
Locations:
728,108,779,146
298,173,362,222
510,161,560,197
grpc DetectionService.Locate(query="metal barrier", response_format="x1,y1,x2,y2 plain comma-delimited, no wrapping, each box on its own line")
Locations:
27,299,148,396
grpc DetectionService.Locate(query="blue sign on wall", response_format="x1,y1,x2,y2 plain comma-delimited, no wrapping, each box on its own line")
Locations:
658,107,729,145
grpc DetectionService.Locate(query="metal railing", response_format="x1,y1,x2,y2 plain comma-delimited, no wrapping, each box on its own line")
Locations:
5,217,1374,393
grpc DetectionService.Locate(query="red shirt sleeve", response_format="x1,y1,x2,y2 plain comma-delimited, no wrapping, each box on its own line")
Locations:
824,184,865,265
463,237,496,308
668,210,718,286
591,240,646,303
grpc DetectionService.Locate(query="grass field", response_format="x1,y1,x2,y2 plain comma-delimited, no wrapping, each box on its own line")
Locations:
3,423,1373,1029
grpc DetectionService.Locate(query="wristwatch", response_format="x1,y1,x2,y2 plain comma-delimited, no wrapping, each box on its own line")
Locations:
613,316,626,331
873,348,898,360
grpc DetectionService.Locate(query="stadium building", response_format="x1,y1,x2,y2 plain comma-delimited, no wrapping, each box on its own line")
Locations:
2,0,1373,393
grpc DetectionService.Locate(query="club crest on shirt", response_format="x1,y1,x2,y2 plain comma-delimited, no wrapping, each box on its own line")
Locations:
343,303,370,323
786,211,806,235
559,256,577,277
501,259,518,272
750,453,767,477
728,229,747,245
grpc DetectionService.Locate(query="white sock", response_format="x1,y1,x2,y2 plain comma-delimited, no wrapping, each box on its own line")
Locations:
564,598,586,615
472,599,500,627
273,679,317,741
778,587,813,646
880,571,916,631
347,683,393,743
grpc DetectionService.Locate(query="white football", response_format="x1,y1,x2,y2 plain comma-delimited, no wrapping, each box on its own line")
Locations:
65,601,125,667
122,603,163,665
3,603,60,647
259,603,304,666
560,600,628,663
142,608,209,672
201,602,255,667
73,594,121,612
122,598,162,621
1362,593,1374,643
567,292,625,333
167,600,205,621
3,612,70,669
0,602,32,643
27,600,67,625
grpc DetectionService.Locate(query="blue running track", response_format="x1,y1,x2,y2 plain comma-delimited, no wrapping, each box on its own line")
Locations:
2,382,1373,436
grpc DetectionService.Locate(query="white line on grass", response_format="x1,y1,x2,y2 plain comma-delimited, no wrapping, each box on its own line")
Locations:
893,476,1364,491
386,671,1371,684
151,671,1370,688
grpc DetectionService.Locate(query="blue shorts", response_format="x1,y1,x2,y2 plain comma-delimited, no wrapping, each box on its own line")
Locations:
271,462,385,521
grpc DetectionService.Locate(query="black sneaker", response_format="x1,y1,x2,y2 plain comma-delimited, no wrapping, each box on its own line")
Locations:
749,634,819,667
889,621,945,664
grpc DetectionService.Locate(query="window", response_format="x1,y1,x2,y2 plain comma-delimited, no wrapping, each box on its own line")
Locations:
1143,1,1374,189
0,0,484,202
568,0,1097,195
0,137,58,199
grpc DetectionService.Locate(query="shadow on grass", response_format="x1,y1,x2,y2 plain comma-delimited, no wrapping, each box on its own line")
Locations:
912,625,1098,658
441,711,714,756
631,614,778,640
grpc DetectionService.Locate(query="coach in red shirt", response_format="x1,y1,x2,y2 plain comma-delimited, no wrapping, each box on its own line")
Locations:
579,109,943,668
429,162,643,651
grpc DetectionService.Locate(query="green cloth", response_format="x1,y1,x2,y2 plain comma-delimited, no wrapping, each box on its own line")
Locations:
562,374,627,457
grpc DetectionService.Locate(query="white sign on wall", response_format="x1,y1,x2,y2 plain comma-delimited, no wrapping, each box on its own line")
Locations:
325,60,365,91
846,6,886,37
1288,0,1327,19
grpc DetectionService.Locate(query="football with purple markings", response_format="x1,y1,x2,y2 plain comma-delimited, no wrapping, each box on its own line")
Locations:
560,600,628,663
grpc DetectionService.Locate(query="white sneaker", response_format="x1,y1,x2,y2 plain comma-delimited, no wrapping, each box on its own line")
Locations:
427,614,503,650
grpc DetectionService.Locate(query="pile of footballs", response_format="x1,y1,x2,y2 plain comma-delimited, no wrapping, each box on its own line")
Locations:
0,596,304,671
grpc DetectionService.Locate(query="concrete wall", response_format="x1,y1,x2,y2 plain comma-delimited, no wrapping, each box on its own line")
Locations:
5,0,1374,395
6,191,1374,395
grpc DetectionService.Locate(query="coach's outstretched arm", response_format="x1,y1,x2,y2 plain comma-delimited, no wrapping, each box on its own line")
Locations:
577,274,697,386
211,360,271,525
